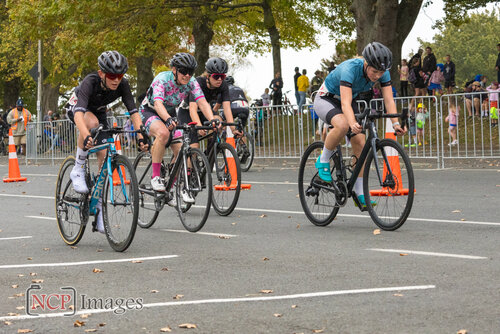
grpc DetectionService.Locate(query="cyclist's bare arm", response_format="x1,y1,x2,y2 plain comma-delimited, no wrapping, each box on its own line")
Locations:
213,102,221,112
221,100,241,136
381,85,406,135
339,86,362,134
154,100,175,129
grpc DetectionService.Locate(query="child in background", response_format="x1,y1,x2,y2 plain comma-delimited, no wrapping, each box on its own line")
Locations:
405,106,417,148
487,81,499,127
398,59,409,97
416,103,429,146
445,101,459,146
428,64,445,96
261,88,270,107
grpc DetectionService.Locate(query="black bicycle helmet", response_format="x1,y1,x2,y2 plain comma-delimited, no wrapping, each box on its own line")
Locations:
205,57,228,74
225,76,235,85
170,52,197,70
362,42,393,71
98,51,128,74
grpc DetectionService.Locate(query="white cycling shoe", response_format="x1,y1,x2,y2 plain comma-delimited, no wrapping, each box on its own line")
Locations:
181,188,195,203
151,176,166,192
70,166,89,194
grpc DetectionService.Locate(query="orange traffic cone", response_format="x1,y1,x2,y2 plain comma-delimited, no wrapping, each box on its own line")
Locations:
369,119,412,196
112,122,130,186
214,127,251,191
3,128,27,183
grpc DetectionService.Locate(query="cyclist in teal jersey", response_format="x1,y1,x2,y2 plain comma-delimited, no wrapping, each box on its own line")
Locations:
139,53,216,193
313,42,406,207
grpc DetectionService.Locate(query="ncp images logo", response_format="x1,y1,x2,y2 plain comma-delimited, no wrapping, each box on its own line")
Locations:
26,284,76,316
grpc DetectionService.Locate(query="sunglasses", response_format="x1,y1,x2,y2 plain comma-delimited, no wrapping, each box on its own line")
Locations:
105,73,124,81
177,67,195,76
210,73,226,80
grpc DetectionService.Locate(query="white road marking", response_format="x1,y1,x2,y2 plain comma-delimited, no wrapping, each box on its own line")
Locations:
0,284,435,321
367,248,488,260
160,229,237,238
0,192,495,227
246,180,298,185
0,255,178,269
0,236,32,241
25,216,55,220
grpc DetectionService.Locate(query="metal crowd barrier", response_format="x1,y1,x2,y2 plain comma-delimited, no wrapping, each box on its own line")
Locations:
24,92,500,168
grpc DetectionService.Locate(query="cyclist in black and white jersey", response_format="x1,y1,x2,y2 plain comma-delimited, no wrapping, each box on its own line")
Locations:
65,51,147,232
213,76,250,128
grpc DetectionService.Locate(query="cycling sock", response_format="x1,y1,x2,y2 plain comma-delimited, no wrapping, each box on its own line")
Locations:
75,147,88,168
320,147,335,163
152,163,161,178
354,177,363,196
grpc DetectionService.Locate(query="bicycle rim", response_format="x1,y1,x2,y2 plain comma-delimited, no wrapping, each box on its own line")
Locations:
55,156,86,245
177,148,212,232
133,151,160,228
298,141,340,226
103,155,139,252
364,139,415,231
210,142,241,216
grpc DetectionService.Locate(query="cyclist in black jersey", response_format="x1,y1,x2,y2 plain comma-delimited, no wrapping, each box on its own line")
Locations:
178,57,242,148
65,51,147,232
213,76,250,127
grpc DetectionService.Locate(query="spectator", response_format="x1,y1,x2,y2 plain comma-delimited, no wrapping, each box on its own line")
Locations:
408,49,423,72
445,101,459,146
297,69,309,113
404,107,417,148
261,88,270,106
43,109,53,122
6,98,32,155
327,61,336,73
465,81,484,118
495,43,500,83
416,103,429,146
443,55,455,94
487,81,499,127
293,67,301,105
428,63,445,96
269,71,283,112
410,58,426,96
422,46,437,77
398,59,409,97
309,70,323,96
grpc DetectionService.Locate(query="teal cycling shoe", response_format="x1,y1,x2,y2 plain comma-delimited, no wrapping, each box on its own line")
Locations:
315,157,332,182
355,194,377,208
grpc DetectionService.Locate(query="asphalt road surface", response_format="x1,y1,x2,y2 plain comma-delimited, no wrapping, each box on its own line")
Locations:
0,159,499,333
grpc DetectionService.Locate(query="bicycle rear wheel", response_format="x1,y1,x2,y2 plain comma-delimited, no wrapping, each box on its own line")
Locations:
102,155,139,252
363,139,415,231
133,151,160,228
298,141,340,226
176,148,212,232
237,133,255,172
55,156,86,245
210,142,241,216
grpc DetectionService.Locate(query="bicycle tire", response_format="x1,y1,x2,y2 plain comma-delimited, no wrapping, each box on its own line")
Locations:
102,155,139,252
210,142,241,216
133,151,160,229
298,141,340,226
55,156,86,245
363,138,415,231
176,147,212,232
238,132,255,172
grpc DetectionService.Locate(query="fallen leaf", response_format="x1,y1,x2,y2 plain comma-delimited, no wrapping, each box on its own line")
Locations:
32,279,44,283
373,229,381,235
98,323,106,327
400,253,408,256
11,285,19,288
160,327,172,332
70,246,77,249
393,293,404,297
259,214,267,218
161,267,169,271
231,222,237,225
260,289,273,294
29,273,37,276
69,305,75,310
96,249,103,252
173,294,184,300
92,268,103,273
7,313,20,316
273,313,282,317
296,224,300,229
17,330,33,333
457,330,468,334
218,235,230,239
296,194,299,198
84,330,97,333
27,257,32,260
452,210,461,213
461,219,466,221
17,274,24,277
262,257,269,261
4,321,13,325
8,296,15,299
131,260,143,263
74,320,85,327
150,290,159,293
312,329,325,333
178,323,197,329
43,248,50,251
80,314,90,319
291,305,298,308
16,306,24,310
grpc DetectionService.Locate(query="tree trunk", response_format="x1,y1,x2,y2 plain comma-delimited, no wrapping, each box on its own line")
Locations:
351,0,424,94
262,0,281,78
136,55,154,105
192,13,215,77
42,82,60,116
3,77,21,113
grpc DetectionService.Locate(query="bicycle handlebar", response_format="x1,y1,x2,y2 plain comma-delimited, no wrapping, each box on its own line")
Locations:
355,107,408,123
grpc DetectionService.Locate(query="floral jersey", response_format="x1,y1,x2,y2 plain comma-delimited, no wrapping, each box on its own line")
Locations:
139,71,205,115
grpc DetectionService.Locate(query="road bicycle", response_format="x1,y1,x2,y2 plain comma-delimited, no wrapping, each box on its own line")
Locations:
199,121,242,216
298,107,414,231
55,125,141,252
223,118,254,172
133,122,213,232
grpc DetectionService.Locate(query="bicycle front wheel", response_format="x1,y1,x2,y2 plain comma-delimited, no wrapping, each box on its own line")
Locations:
237,133,255,172
133,151,160,228
363,139,415,231
176,148,212,232
298,141,340,226
210,142,241,216
55,156,86,245
102,155,139,252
